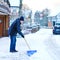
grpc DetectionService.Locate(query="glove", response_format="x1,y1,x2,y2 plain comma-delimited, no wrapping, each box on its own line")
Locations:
22,35,24,38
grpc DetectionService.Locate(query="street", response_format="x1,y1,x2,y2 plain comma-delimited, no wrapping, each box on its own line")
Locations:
0,28,60,60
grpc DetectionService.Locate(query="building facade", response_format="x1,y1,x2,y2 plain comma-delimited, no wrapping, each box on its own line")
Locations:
0,0,10,37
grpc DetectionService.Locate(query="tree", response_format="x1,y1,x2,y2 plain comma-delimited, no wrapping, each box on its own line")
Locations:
34,11,40,24
42,8,50,16
42,8,50,26
19,0,22,17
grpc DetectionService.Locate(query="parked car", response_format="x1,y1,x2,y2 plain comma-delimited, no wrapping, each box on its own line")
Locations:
53,22,60,34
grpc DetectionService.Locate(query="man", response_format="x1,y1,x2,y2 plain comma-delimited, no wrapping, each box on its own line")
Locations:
8,16,24,52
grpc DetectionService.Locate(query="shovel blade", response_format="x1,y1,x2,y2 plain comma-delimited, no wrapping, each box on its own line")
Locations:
27,50,37,56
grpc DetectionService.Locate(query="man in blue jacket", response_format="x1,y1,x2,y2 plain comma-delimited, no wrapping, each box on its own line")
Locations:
8,16,24,52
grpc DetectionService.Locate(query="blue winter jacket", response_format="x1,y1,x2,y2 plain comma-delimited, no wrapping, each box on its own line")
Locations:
8,18,24,38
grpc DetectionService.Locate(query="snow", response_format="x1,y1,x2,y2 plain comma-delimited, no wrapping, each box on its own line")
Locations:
0,28,60,60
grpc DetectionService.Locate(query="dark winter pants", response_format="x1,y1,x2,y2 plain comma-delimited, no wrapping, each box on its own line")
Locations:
10,35,16,51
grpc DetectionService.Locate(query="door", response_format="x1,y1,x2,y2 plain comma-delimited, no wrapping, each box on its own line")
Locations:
0,16,4,37
0,20,3,37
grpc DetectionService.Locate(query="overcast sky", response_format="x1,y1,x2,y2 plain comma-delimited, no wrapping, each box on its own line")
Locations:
9,0,60,16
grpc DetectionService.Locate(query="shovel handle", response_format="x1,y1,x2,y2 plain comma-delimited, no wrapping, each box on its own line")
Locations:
24,38,31,49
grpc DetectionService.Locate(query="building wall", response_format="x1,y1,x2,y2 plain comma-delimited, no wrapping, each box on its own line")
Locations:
0,0,10,37
0,15,9,37
0,15,4,37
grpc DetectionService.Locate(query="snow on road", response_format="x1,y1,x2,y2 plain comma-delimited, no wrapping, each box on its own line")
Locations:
0,28,60,60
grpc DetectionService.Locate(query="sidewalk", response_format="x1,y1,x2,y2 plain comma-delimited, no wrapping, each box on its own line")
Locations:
0,37,30,60
0,33,52,60
0,29,60,60
0,29,51,60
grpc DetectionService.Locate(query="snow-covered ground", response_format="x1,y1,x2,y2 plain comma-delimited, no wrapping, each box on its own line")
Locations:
0,28,60,60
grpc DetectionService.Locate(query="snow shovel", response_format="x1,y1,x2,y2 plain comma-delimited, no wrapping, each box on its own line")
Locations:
23,38,37,57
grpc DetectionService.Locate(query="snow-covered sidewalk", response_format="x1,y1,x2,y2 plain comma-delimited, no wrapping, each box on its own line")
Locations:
0,29,60,60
